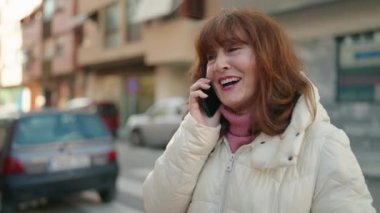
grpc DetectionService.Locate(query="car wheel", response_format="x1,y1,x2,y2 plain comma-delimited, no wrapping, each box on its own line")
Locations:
98,186,116,203
130,130,144,146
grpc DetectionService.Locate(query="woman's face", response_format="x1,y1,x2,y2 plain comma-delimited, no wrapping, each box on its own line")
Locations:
206,40,256,114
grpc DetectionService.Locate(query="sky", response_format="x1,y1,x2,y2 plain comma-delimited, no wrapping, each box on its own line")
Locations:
0,0,42,87
0,0,42,23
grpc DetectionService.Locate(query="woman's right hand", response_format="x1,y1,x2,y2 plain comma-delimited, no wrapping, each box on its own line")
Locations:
189,78,221,127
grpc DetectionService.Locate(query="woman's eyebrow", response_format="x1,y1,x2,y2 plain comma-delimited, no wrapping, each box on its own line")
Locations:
224,35,246,43
224,39,246,46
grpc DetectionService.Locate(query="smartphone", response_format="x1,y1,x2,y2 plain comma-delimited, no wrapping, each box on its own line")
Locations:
199,86,221,117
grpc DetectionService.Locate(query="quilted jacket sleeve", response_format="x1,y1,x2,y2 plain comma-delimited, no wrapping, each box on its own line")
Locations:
143,113,221,213
311,128,376,213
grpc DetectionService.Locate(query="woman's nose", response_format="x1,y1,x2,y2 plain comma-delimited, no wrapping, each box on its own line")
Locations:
215,53,229,71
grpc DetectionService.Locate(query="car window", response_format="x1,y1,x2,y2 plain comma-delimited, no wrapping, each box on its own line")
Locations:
96,103,117,115
147,104,169,117
13,113,111,146
145,98,187,117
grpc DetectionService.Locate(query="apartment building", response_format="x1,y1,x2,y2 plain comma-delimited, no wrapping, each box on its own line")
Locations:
7,0,380,149
48,0,80,108
270,0,380,160
20,5,44,110
74,0,380,124
20,0,80,109
75,0,205,122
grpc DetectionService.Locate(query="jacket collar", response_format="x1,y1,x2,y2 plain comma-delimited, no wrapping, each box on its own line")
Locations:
241,85,330,169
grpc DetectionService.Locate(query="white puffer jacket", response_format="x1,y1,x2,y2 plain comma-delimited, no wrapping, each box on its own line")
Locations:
143,89,375,213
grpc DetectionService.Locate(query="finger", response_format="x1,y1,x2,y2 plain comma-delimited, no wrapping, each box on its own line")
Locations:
190,82,211,93
190,90,208,99
190,78,211,91
198,78,211,83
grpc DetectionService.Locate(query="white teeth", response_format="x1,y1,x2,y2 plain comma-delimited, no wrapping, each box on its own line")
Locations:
220,77,240,85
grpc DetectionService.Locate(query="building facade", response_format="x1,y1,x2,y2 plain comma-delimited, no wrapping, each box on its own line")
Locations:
75,0,205,123
270,0,380,182
20,5,44,110
20,0,81,109
6,0,380,162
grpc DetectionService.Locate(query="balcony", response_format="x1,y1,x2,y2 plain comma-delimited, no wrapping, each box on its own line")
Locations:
78,36,144,66
22,43,43,83
21,20,43,48
42,59,52,79
51,0,75,35
143,17,200,65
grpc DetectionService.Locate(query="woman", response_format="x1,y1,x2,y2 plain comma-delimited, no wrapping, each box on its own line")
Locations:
143,9,375,213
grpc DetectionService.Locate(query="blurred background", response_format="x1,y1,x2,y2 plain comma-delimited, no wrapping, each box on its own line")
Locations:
0,0,379,212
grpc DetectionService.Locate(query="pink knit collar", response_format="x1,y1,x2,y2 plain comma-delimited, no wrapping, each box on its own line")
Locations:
220,105,255,153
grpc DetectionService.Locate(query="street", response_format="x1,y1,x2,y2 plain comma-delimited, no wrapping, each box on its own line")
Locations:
14,139,164,213
12,138,380,212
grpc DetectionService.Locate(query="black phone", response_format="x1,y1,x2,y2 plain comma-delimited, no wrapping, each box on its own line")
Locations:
199,86,221,117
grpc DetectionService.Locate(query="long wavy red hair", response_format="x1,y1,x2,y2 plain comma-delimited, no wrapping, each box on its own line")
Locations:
190,9,316,136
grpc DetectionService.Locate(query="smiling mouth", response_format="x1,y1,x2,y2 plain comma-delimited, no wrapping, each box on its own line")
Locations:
219,77,241,88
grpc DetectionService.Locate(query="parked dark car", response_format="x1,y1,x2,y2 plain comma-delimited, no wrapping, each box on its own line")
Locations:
0,110,119,212
66,98,119,137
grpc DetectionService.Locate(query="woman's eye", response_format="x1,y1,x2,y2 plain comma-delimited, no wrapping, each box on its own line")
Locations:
227,46,240,52
206,54,216,61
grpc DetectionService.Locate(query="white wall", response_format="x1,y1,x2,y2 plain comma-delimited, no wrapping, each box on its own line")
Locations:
154,64,190,101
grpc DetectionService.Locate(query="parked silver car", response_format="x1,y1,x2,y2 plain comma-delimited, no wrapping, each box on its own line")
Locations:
0,110,118,212
121,97,187,147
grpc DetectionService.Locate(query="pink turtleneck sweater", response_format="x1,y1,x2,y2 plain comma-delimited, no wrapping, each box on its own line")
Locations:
220,105,256,153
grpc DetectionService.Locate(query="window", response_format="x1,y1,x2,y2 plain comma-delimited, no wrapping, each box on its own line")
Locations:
96,103,118,116
126,0,142,42
55,37,64,56
147,104,169,117
336,30,380,102
44,39,54,60
22,49,35,70
43,0,55,22
13,113,110,145
104,3,121,48
79,12,99,47
55,0,65,13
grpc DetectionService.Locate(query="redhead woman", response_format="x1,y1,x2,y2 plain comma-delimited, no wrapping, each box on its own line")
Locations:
143,9,375,213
